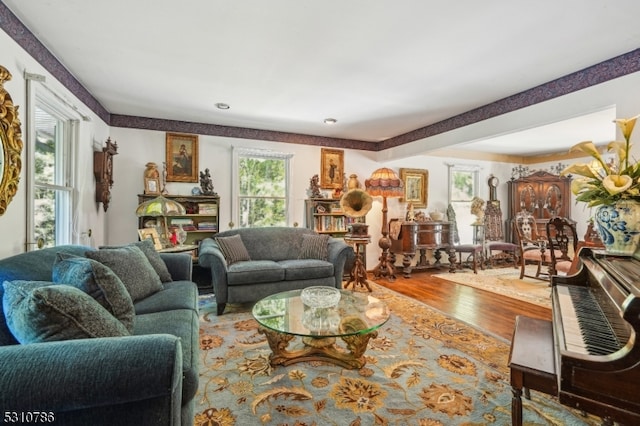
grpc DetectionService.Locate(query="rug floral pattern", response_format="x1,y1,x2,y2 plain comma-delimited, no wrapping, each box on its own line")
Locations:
195,284,599,425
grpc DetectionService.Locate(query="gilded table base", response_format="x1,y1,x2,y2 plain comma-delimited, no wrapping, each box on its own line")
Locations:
258,326,378,370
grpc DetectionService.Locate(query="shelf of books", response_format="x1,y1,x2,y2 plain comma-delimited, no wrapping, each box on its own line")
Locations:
305,198,367,272
137,194,220,261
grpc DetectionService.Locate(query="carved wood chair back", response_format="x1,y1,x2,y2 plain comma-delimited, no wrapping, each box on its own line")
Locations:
545,216,578,276
512,211,552,280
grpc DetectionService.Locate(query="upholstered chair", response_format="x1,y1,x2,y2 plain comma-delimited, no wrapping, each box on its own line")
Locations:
512,211,553,280
447,204,484,274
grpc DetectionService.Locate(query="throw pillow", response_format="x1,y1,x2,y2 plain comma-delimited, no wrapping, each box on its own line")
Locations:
215,234,251,265
299,234,330,261
85,245,164,302
2,281,130,344
52,253,135,332
101,239,172,283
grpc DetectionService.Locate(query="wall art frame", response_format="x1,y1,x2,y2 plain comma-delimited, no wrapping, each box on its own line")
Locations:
166,132,198,182
400,168,428,208
0,65,23,216
320,148,344,189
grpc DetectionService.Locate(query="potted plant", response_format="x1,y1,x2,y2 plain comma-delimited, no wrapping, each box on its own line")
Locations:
561,114,640,255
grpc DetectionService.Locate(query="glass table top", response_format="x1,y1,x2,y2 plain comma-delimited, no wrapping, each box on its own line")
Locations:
252,289,390,338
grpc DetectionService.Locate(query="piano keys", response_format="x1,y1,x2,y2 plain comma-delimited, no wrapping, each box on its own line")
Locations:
509,247,640,425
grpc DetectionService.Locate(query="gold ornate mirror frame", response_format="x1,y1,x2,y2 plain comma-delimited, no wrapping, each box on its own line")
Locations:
0,65,23,216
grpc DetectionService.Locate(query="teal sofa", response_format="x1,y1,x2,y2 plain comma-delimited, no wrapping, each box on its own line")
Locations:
0,245,199,426
199,227,354,315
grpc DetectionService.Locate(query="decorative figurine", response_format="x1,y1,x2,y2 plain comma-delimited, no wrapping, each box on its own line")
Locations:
470,196,486,225
308,174,323,198
199,168,216,195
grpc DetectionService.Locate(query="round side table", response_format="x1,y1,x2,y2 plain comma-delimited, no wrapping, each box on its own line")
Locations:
343,235,371,292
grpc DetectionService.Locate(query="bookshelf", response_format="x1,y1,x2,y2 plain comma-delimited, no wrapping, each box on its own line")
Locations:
136,194,220,261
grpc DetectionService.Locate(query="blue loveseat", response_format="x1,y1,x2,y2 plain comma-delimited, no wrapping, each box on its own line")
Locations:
199,227,354,315
0,244,199,426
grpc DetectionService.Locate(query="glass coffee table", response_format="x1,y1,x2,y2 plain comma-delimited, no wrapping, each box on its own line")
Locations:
252,289,390,369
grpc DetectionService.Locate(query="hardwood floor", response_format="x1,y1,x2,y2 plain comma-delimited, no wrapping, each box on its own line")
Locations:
370,269,552,341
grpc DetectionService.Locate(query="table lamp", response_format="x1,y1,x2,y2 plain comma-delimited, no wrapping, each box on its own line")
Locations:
135,195,186,247
365,167,404,280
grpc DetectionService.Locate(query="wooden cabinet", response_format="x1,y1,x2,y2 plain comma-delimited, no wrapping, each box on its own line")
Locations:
507,171,571,241
137,194,220,259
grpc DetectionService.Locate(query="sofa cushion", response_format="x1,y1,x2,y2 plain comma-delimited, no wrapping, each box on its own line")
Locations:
279,259,335,281
86,246,164,302
52,253,135,332
133,281,198,315
2,281,130,343
134,309,199,403
299,234,330,260
101,239,173,283
215,234,251,265
226,260,284,285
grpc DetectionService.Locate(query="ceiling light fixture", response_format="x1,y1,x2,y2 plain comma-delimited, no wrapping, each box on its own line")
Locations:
324,118,337,125
215,103,230,110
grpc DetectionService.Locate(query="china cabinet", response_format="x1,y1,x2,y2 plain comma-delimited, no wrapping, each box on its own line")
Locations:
507,171,571,241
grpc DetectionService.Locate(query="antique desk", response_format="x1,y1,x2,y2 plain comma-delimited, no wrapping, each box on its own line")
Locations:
389,219,456,277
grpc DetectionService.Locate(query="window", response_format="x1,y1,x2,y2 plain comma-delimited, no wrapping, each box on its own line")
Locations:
448,164,480,243
232,147,292,228
27,77,78,249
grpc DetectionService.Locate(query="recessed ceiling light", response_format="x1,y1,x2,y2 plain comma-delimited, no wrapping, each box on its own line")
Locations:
324,118,337,125
215,103,230,110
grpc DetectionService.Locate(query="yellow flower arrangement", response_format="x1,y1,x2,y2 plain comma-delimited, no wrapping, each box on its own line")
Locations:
561,114,640,207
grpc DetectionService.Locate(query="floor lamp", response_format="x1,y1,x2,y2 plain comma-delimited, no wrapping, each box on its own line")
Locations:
365,167,404,281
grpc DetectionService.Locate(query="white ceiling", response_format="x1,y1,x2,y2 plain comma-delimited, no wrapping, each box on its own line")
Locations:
4,0,640,156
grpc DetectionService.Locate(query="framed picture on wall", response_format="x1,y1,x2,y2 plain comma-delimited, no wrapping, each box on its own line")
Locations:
166,133,198,182
400,168,428,208
320,148,344,189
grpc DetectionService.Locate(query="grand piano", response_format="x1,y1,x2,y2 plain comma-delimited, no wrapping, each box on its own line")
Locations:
508,247,640,425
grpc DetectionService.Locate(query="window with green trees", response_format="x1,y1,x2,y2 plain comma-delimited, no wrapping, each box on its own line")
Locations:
236,148,291,228
33,102,73,248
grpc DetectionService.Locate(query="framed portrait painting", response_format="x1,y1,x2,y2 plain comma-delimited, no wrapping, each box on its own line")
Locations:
320,148,344,189
400,168,428,208
166,133,198,182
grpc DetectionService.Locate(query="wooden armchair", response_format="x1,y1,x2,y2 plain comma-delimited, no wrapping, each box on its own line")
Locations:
545,217,578,276
512,211,552,280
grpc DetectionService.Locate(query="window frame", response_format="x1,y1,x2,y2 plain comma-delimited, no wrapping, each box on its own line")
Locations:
26,77,79,250
231,146,293,228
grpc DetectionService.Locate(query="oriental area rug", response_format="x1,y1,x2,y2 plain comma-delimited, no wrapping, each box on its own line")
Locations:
194,285,599,425
435,265,552,308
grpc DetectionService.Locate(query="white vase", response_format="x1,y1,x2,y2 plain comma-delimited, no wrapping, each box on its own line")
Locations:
594,200,640,256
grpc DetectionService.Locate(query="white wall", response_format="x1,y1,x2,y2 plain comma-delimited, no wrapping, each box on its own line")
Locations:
0,30,110,259
3,26,640,267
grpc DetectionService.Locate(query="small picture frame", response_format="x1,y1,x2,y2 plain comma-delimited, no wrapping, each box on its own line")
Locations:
320,148,344,189
166,132,198,182
400,168,428,208
144,177,160,194
138,228,163,250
